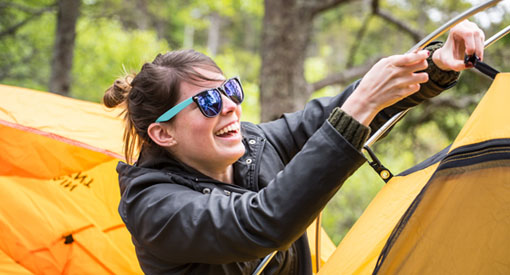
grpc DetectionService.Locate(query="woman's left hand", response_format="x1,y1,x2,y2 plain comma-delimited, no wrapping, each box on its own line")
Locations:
432,20,485,72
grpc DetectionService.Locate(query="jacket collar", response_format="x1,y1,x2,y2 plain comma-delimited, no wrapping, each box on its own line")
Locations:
136,144,211,180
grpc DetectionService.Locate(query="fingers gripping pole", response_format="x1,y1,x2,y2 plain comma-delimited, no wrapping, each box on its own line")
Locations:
364,0,503,149
466,24,510,79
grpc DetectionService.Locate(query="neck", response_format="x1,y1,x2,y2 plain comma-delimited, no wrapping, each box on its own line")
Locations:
140,145,236,184
195,164,234,184
176,153,236,183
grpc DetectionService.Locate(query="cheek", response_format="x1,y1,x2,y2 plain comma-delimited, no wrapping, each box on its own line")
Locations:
236,105,242,117
184,117,216,138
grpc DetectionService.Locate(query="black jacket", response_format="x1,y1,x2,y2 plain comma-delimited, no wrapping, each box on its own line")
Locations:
117,73,456,274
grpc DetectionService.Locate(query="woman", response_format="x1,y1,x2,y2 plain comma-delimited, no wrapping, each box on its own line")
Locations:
104,20,484,274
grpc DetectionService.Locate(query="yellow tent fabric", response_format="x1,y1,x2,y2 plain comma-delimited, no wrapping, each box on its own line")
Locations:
319,73,510,274
318,162,440,274
307,218,337,273
0,84,334,273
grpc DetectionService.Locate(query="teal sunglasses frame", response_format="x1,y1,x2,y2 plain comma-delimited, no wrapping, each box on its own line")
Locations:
155,77,244,123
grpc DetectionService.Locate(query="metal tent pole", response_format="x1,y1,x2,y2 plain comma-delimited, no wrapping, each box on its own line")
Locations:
364,0,502,149
315,212,322,272
485,24,510,48
252,251,277,275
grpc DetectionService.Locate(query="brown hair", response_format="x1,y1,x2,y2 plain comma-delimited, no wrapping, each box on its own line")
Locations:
103,49,223,164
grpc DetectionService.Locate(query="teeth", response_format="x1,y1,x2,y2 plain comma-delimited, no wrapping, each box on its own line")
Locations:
215,123,240,136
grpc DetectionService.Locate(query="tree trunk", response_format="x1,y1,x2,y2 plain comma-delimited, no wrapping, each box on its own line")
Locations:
243,15,257,52
207,12,221,57
183,24,195,49
260,0,313,122
134,0,150,30
259,0,354,122
49,0,81,96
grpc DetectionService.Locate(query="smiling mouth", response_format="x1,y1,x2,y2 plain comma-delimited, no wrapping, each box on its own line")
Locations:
215,122,240,137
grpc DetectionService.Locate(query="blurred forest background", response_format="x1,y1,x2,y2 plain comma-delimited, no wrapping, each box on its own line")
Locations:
1,0,509,245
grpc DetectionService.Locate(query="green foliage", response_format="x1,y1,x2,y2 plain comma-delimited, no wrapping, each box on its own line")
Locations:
323,164,385,245
72,18,168,102
0,11,55,91
214,49,261,123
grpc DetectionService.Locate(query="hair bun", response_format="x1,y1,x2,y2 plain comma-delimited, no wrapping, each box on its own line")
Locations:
103,74,134,108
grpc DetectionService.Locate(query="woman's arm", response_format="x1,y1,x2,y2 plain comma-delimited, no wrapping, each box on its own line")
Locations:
259,20,485,163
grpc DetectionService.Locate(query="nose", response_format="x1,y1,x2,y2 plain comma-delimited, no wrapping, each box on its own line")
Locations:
220,94,237,115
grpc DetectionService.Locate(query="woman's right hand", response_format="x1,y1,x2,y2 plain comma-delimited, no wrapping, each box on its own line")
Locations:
341,50,430,126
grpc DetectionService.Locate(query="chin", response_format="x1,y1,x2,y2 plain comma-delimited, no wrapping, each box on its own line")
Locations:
224,143,246,163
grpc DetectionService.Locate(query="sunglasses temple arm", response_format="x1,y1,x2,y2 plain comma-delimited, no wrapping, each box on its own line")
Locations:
155,97,194,123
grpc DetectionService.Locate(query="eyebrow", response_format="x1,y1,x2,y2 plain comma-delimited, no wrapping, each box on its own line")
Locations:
192,77,227,93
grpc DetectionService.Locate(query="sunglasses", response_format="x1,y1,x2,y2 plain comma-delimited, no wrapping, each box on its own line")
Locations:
155,77,244,123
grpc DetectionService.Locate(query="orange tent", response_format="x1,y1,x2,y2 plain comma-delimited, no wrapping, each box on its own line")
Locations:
0,85,142,273
0,84,334,273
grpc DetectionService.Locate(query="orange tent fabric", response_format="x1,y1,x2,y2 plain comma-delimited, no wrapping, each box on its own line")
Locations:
0,85,141,274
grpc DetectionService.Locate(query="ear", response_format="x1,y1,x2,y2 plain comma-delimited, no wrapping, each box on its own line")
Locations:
147,123,177,147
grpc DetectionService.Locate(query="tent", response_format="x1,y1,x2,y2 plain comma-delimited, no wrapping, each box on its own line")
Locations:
318,73,510,274
0,84,335,273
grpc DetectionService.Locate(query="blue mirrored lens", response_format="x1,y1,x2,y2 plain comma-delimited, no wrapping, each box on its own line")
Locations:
197,90,222,117
223,78,243,104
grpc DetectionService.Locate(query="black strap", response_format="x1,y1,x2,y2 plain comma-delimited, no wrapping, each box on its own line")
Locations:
464,54,500,79
364,145,393,183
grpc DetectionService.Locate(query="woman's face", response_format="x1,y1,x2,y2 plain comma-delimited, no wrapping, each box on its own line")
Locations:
168,68,245,172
